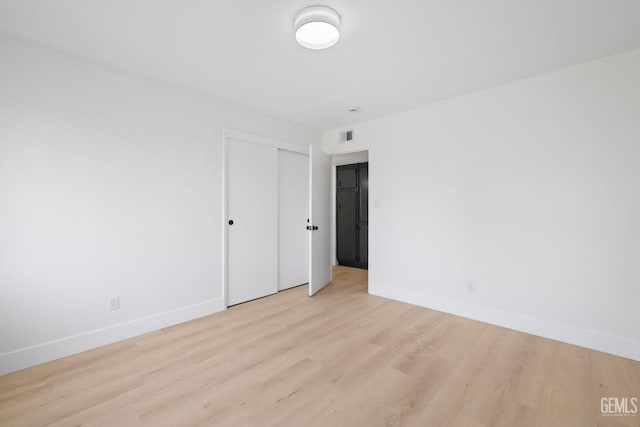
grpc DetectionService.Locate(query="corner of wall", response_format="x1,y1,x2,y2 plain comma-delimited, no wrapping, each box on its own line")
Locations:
369,286,640,362
0,298,225,375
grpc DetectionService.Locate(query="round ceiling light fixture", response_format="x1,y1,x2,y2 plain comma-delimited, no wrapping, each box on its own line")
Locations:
294,6,341,50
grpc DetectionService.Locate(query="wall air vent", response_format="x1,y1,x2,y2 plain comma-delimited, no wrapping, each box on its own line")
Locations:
341,130,354,143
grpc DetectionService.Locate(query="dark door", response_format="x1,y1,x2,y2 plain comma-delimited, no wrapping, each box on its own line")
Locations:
336,162,368,269
358,164,368,266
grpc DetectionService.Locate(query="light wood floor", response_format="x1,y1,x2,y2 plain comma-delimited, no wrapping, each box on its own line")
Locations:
1,266,639,427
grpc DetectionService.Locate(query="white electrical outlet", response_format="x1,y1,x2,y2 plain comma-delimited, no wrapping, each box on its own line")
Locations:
467,282,476,293
109,296,120,311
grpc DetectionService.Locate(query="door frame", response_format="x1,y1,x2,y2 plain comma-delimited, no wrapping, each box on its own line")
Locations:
329,149,371,290
335,162,368,269
278,149,310,291
330,150,369,263
222,129,309,308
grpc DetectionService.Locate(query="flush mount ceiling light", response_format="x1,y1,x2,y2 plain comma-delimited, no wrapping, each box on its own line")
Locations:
294,6,341,50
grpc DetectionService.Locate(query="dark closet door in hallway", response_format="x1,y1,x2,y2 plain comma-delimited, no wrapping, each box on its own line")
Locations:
336,162,368,269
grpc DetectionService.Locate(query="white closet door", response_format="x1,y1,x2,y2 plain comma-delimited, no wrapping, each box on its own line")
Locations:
309,144,332,296
278,149,309,290
227,138,278,306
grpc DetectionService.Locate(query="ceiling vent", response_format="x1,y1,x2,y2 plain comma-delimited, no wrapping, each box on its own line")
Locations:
340,130,354,143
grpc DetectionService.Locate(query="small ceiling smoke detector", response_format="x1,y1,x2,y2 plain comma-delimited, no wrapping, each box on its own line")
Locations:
347,106,360,113
294,6,341,50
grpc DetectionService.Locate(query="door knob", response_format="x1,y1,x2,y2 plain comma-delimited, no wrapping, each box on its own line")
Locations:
313,225,319,230
228,220,234,225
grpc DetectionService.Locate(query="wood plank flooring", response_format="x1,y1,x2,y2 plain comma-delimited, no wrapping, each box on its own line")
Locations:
1,266,639,426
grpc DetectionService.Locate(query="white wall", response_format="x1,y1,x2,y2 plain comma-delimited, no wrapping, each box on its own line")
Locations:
332,151,369,167
324,49,640,361
330,151,369,265
0,35,320,374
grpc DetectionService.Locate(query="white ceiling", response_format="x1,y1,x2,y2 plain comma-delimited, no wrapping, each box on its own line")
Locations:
1,1,640,130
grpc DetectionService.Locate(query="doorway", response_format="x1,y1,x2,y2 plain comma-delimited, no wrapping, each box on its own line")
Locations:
278,149,309,291
330,151,369,268
224,131,312,306
336,162,368,269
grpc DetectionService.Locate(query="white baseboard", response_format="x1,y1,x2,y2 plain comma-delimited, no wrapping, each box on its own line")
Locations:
369,286,640,362
0,298,225,375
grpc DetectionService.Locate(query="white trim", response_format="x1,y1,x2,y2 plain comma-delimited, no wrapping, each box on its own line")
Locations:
369,286,640,361
331,145,369,155
225,129,309,154
0,298,225,375
276,148,281,291
308,144,314,296
222,129,229,308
